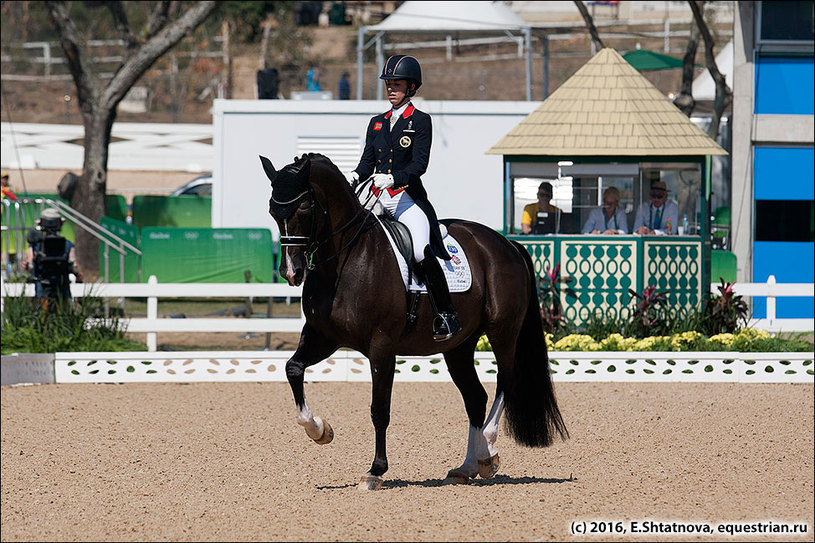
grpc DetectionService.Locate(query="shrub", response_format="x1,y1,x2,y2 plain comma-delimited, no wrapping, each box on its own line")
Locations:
701,279,749,335
1,291,146,354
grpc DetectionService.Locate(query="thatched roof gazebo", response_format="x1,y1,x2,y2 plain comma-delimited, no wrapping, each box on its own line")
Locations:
487,48,728,325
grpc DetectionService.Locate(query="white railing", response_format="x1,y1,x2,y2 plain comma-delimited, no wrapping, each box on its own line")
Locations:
711,275,814,333
1,275,305,352
2,351,811,386
3,276,812,354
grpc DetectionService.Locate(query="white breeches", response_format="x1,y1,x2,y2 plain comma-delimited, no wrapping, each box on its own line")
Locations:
378,189,430,263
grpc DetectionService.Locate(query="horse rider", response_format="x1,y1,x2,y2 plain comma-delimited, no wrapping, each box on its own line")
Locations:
344,54,461,341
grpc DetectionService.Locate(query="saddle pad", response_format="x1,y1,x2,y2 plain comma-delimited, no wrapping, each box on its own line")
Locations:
377,216,472,293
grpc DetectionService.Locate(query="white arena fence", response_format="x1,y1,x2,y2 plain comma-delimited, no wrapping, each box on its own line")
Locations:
2,351,812,386
1,276,813,386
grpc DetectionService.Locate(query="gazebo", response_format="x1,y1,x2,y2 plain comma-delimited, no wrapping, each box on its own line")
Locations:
487,48,727,325
356,1,534,100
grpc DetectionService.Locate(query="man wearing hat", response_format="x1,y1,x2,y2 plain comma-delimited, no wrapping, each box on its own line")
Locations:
633,179,679,235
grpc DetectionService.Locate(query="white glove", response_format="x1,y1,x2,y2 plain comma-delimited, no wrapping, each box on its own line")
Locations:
372,173,395,190
344,170,359,185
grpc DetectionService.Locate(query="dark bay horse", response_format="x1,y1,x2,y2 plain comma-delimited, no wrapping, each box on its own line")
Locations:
260,153,567,490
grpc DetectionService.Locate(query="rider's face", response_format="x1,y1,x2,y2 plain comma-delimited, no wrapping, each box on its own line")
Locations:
385,79,411,107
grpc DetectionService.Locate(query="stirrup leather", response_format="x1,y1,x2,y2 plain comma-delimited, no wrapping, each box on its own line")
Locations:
432,312,461,341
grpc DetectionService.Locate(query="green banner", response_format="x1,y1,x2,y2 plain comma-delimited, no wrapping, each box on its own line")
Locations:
141,227,276,283
132,195,211,228
99,217,140,283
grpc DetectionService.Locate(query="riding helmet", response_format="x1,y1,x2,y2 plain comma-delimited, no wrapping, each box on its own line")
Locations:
380,54,422,92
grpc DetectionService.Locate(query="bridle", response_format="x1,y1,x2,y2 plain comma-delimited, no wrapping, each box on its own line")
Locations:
276,178,380,270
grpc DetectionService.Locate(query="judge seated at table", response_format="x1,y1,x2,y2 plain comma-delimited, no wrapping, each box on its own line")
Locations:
633,180,679,235
522,182,563,235
582,186,628,235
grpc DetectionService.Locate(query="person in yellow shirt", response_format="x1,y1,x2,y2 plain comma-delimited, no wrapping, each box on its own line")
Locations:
521,182,562,234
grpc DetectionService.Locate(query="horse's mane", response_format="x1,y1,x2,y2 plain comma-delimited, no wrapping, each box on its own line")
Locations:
298,153,359,205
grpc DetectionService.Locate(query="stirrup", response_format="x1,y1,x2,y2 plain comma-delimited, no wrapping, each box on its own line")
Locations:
433,312,461,341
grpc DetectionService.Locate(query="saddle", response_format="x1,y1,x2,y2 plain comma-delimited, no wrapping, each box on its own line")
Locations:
378,214,416,274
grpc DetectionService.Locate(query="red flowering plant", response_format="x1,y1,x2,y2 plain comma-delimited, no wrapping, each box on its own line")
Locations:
537,263,575,337
626,284,670,338
702,279,749,335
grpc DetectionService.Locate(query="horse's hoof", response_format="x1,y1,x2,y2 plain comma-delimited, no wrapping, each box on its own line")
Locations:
478,454,500,479
313,420,334,445
443,469,471,485
358,474,383,491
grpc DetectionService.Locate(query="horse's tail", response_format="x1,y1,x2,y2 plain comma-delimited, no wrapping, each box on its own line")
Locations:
502,240,569,447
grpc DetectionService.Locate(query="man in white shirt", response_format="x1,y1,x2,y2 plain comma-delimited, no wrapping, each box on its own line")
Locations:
633,180,679,235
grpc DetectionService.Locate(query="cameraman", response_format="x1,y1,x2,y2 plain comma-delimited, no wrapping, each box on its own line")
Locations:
23,208,83,300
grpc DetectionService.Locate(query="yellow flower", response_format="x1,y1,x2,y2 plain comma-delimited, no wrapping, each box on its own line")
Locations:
709,333,735,346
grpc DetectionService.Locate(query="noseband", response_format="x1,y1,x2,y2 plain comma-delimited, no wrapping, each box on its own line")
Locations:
275,178,379,270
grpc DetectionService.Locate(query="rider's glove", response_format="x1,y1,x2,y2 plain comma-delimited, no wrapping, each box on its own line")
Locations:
372,173,395,190
344,170,359,186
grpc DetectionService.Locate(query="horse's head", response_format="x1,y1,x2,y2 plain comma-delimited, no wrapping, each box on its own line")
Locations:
260,154,317,286
261,153,360,286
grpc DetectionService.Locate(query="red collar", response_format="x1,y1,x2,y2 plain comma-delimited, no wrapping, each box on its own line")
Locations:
384,103,415,120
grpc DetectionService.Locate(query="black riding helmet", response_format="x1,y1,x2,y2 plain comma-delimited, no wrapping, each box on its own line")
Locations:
380,55,422,96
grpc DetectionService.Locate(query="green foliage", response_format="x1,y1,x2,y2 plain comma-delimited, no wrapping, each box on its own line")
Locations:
700,279,750,335
537,263,576,337
1,292,146,355
475,329,812,353
625,285,671,337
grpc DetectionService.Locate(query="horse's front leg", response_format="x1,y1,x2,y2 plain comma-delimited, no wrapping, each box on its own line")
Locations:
285,324,338,445
359,352,396,491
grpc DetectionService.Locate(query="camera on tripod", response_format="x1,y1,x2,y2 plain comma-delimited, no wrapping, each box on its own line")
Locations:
25,208,80,300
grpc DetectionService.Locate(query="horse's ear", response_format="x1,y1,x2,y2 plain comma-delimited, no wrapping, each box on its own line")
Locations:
259,155,277,183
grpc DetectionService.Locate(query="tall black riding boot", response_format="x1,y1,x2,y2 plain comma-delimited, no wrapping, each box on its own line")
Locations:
417,246,461,341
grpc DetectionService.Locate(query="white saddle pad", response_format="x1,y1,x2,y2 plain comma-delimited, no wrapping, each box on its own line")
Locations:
376,216,472,293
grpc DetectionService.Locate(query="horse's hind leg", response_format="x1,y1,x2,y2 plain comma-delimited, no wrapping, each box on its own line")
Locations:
442,334,499,484
285,324,338,445
359,351,397,491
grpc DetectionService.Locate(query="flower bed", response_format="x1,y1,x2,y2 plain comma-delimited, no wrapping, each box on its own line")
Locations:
477,328,812,354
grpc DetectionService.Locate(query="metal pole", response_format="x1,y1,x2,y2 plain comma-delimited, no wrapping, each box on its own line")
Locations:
524,28,532,101
375,35,384,101
543,34,549,100
356,27,365,100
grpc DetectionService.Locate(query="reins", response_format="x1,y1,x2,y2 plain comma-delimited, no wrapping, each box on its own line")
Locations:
280,176,381,270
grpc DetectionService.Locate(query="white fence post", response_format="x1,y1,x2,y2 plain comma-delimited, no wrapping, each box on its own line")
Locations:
146,275,158,352
766,275,776,323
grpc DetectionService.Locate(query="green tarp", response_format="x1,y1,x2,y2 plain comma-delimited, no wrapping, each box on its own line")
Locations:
140,227,276,283
99,216,140,283
132,195,211,229
623,49,688,71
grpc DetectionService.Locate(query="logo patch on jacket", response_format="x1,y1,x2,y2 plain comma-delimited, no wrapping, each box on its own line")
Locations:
373,122,383,131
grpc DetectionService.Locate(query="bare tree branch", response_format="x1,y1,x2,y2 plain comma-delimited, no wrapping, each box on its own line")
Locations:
146,0,173,40
45,1,99,117
688,0,732,139
106,1,138,55
674,16,701,116
101,1,218,111
573,0,606,52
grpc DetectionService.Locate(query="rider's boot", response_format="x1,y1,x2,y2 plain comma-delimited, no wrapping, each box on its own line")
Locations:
417,246,461,341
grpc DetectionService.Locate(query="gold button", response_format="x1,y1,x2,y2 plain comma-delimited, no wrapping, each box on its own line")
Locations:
377,160,381,163
388,159,392,163
387,169,391,173
377,148,381,152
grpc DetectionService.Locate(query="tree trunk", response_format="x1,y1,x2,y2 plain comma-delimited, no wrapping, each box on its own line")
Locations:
674,17,701,116
46,0,218,279
73,108,115,281
688,0,732,139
